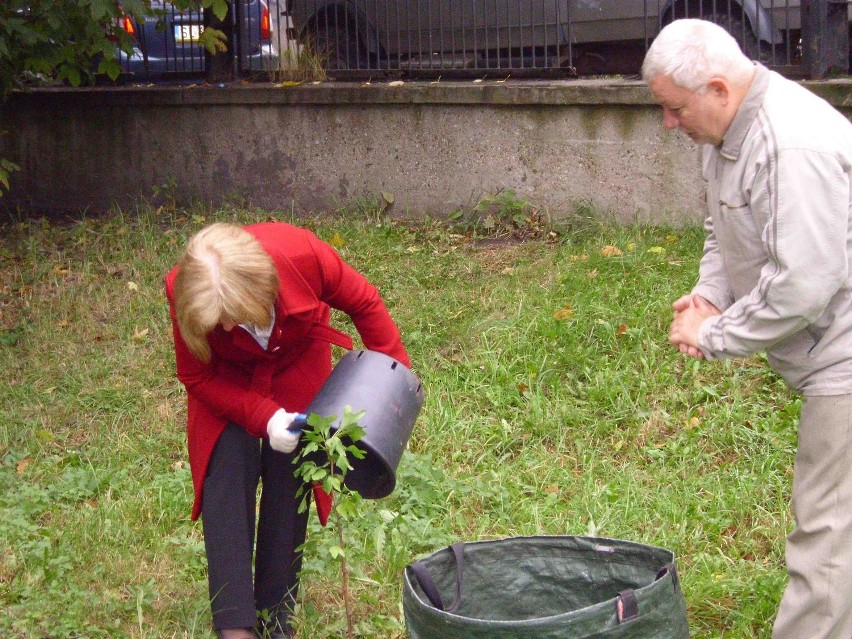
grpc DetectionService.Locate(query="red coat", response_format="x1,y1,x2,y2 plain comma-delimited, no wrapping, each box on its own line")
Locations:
165,222,410,520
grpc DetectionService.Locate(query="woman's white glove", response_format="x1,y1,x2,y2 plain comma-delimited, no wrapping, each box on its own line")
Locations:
267,409,302,453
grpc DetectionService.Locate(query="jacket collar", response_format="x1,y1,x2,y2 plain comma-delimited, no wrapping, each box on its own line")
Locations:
718,63,770,161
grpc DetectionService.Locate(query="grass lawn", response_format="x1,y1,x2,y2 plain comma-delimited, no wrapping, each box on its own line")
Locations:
0,202,796,638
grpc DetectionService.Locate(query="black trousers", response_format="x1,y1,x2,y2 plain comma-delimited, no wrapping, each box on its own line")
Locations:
201,422,310,632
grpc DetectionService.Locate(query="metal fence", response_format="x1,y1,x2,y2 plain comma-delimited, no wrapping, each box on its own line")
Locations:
116,1,850,82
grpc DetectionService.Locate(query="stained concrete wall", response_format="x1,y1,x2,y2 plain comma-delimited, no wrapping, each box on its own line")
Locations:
3,78,852,223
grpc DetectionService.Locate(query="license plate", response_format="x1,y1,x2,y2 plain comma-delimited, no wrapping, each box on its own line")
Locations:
174,24,203,43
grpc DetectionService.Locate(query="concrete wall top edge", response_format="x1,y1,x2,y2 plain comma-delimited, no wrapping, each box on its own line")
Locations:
6,80,657,108
9,77,852,109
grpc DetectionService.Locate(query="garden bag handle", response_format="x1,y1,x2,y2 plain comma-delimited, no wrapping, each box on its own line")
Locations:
409,542,465,613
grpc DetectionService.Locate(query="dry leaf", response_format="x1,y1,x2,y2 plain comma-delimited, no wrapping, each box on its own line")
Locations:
127,281,139,292
517,383,529,394
275,80,303,87
570,254,588,262
57,320,69,328
16,458,30,474
328,232,346,248
553,306,573,320
388,80,404,87
133,327,150,341
601,245,623,257
587,269,599,278
616,323,628,335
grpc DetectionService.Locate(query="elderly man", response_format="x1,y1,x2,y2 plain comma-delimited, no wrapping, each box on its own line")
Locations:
642,19,852,639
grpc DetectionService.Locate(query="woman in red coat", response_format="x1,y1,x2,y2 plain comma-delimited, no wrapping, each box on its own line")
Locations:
165,222,410,639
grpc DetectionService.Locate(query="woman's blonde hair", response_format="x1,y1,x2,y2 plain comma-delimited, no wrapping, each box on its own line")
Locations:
174,223,279,362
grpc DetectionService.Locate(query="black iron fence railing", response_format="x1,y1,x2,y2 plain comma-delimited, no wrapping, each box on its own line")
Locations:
115,1,851,82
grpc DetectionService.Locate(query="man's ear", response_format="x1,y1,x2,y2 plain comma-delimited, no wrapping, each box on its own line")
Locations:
707,78,730,101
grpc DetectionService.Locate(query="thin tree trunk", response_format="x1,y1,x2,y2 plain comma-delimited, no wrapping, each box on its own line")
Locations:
336,508,355,639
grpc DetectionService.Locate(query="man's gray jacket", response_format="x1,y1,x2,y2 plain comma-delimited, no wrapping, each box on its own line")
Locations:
695,64,852,395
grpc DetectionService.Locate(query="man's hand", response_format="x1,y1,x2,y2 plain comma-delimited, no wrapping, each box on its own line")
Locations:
669,295,721,358
267,409,302,453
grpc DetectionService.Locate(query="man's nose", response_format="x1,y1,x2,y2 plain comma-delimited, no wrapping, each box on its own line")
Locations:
662,109,679,129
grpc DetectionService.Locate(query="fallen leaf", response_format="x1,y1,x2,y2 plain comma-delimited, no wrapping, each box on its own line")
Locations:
473,78,483,83
601,245,623,257
501,267,514,275
328,232,346,248
616,323,628,335
587,269,599,278
133,327,150,341
626,242,637,251
16,458,30,474
388,80,404,87
53,265,69,276
545,484,559,495
275,80,303,87
517,383,529,394
570,254,588,262
57,320,69,328
381,191,395,205
127,281,139,292
647,246,666,254
553,306,573,320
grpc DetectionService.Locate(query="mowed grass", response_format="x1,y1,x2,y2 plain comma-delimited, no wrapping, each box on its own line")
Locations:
0,204,796,638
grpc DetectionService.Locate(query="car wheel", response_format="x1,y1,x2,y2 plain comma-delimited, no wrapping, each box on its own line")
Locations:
314,15,366,70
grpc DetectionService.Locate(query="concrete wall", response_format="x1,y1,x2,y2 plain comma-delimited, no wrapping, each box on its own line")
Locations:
3,78,852,223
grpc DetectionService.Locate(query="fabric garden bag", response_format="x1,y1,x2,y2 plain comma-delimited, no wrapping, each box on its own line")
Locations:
403,536,690,639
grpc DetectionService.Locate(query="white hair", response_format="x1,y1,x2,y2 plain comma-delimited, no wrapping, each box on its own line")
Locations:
642,19,756,92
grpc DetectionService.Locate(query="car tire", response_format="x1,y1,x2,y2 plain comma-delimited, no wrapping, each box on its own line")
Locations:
314,15,366,70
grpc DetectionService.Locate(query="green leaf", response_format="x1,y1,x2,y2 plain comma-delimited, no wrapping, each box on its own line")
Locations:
328,545,345,559
97,57,121,81
210,0,230,22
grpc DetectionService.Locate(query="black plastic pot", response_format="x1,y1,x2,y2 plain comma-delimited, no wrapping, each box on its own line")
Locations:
306,349,424,499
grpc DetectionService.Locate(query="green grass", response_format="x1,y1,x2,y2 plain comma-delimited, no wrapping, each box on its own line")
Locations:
0,203,795,638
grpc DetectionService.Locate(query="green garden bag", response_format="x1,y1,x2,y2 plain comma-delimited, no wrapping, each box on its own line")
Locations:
403,536,690,639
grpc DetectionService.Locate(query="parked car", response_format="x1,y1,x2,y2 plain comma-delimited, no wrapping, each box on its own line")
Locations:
282,0,844,73
116,0,277,79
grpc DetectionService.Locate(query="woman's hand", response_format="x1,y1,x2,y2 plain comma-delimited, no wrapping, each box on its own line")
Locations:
267,409,302,453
